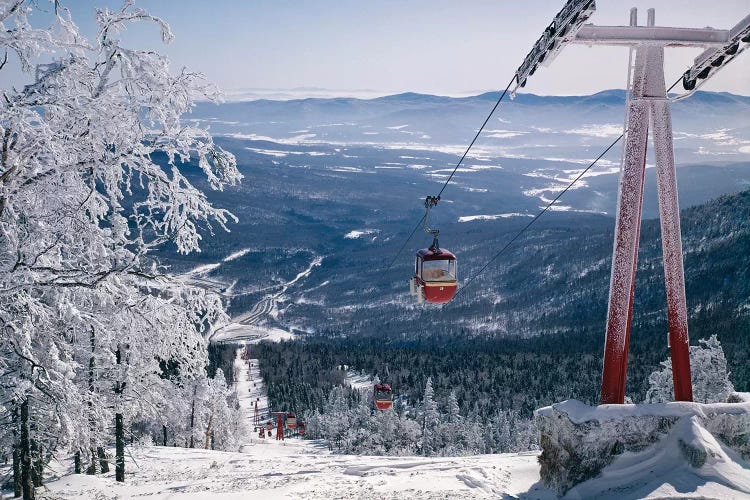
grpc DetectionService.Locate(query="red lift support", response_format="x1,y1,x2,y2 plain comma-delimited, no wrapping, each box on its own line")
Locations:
514,1,750,404
271,412,286,441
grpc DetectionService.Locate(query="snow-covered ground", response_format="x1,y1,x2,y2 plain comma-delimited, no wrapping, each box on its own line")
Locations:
567,415,750,499
345,369,373,392
234,352,269,447
213,253,323,339
27,353,750,499
39,445,549,499
211,323,296,344
35,347,553,499
35,424,750,499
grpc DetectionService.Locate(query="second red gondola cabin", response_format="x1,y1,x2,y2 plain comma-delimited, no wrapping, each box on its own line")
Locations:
374,383,394,410
286,412,297,430
412,248,457,304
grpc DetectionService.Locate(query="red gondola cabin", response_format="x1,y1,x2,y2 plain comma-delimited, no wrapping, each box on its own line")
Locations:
286,412,297,430
411,248,457,304
298,422,306,436
374,383,394,410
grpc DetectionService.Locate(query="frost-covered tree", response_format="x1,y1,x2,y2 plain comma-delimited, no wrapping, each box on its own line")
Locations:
304,380,538,456
419,377,440,455
0,0,241,494
446,390,460,424
646,335,734,404
170,370,242,451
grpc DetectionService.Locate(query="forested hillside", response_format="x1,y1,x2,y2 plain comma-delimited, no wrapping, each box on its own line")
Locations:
252,189,750,421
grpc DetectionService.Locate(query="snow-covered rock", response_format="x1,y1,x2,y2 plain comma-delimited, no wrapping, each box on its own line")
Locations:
535,399,750,496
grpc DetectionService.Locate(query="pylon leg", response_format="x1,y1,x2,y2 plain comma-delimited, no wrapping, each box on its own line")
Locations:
600,97,650,405
276,414,284,440
651,99,693,401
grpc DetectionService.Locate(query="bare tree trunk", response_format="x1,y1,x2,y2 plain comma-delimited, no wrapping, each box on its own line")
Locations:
31,443,42,487
73,451,81,474
204,405,214,449
20,399,34,500
13,443,21,497
189,384,197,448
97,447,109,473
114,345,126,483
85,448,96,475
115,413,124,482
87,328,102,475
162,425,167,447
12,403,21,497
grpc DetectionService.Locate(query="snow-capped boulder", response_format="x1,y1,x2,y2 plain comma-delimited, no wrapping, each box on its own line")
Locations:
535,399,750,495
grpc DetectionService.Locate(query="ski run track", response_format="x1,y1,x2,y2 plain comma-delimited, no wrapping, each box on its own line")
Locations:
35,349,550,499
28,344,750,499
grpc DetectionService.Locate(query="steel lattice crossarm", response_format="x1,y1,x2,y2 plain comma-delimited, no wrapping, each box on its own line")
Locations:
514,0,596,92
509,2,750,406
681,13,750,91
513,1,750,95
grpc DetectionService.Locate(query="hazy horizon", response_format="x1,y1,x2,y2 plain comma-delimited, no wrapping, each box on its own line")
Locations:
6,1,750,98
211,86,750,102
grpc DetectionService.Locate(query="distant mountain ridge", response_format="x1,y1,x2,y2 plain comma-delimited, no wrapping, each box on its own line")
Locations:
212,88,750,105
191,88,750,168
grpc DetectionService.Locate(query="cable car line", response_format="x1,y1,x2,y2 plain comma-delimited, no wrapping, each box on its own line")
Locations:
385,75,516,271
437,76,517,199
386,214,426,271
667,75,681,93
448,72,684,300
452,131,625,300
395,61,682,298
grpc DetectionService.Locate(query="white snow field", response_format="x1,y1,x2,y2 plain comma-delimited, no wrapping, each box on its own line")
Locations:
34,429,750,499
211,322,296,344
35,348,551,500
234,353,269,448
39,444,548,499
29,354,750,499
567,415,750,499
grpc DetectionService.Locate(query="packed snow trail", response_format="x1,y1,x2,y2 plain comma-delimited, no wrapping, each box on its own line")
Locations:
232,346,319,454
185,250,321,333
234,255,323,326
42,446,548,499
233,351,270,451
209,255,322,343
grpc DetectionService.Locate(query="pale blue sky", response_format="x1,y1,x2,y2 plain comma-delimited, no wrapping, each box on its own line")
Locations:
7,1,750,97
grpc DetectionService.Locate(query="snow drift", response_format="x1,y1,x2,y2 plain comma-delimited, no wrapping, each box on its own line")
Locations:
536,398,750,496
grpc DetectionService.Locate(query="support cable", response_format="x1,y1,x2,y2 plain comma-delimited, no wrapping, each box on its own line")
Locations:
667,75,682,93
437,76,517,198
385,76,516,270
388,75,681,279
453,132,625,299
450,74,684,300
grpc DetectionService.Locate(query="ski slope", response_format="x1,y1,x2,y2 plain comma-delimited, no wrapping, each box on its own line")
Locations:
40,444,549,499
211,323,296,344
38,347,552,499
36,433,750,499
208,253,322,344
234,352,269,448
34,352,750,499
